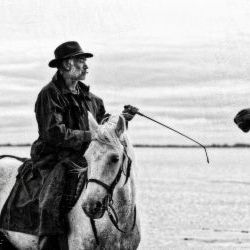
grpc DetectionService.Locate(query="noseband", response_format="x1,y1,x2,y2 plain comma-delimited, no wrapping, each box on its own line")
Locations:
86,137,136,245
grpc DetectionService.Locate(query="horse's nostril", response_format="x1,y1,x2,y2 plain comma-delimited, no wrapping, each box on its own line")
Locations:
95,201,102,209
85,200,103,214
82,199,106,219
92,201,102,213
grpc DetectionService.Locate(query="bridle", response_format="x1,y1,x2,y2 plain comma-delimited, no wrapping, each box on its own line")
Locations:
86,137,136,245
87,139,131,199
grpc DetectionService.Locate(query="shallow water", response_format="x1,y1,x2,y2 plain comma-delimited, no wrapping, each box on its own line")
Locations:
1,147,250,249
135,147,250,249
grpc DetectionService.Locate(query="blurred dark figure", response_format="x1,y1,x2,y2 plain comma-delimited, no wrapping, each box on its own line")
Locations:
234,109,250,132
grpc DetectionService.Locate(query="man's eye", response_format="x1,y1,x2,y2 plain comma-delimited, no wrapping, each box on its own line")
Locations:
79,59,86,63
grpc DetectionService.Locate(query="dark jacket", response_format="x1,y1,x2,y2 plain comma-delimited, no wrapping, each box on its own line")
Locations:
31,71,106,164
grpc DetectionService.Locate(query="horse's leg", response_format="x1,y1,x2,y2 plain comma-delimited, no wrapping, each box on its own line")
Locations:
0,231,18,250
1,230,38,250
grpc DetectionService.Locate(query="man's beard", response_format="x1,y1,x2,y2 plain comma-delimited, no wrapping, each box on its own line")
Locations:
69,66,85,81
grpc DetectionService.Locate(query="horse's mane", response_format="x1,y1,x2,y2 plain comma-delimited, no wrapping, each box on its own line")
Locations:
98,114,136,170
98,116,127,150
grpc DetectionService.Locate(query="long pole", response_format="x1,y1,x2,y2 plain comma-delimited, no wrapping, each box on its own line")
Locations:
136,111,209,164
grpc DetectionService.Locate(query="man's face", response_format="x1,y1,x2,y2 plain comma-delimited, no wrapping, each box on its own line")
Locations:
69,57,88,81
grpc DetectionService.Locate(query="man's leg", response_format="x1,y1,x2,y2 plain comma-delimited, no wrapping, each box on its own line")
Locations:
38,162,66,236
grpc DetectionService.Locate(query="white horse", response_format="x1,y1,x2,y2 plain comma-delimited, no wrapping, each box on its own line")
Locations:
0,113,141,249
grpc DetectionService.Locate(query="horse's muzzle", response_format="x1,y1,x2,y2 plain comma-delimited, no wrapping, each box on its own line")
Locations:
82,199,106,219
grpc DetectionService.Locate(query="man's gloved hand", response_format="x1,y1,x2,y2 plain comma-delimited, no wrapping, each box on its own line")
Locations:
234,109,250,133
122,105,139,121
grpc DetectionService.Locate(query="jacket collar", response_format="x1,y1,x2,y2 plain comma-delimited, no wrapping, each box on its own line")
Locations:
52,71,91,100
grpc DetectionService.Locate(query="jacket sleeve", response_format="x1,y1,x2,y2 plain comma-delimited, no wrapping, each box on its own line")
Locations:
96,98,110,124
35,89,91,151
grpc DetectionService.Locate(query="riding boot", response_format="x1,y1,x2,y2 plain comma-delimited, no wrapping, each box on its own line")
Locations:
58,234,69,250
38,234,68,250
38,235,60,250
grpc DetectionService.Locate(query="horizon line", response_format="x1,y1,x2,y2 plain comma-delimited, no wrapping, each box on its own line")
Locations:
1,143,250,148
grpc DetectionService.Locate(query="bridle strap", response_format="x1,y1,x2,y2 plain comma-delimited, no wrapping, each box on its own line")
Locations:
90,218,99,246
107,204,137,233
87,179,112,193
89,205,137,246
87,160,124,196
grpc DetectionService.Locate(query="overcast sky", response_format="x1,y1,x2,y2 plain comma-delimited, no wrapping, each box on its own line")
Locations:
0,0,249,44
1,0,250,145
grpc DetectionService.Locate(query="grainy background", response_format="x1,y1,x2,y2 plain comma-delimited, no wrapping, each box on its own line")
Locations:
1,1,250,249
1,0,250,145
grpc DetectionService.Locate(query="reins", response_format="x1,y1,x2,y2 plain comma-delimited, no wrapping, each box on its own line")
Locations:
0,154,28,163
87,147,131,195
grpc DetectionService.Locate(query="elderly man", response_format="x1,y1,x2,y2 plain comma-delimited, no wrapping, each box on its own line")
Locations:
0,41,138,250
32,41,107,250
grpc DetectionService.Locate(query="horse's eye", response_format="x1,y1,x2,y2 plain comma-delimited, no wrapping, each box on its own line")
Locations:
110,155,119,164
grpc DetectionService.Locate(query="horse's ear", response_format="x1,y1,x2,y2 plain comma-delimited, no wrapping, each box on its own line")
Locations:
115,115,126,137
88,111,99,132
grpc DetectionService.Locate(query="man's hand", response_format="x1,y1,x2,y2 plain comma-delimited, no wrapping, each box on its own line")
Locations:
234,109,250,133
122,105,139,121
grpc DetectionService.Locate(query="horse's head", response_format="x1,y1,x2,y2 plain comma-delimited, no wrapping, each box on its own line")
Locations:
82,112,131,219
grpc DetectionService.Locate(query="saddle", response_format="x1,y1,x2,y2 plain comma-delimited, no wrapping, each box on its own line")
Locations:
0,158,87,236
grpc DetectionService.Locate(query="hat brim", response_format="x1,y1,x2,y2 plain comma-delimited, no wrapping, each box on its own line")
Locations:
48,52,93,68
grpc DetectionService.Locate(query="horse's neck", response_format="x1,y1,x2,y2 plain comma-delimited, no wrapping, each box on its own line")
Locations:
112,166,136,229
115,138,136,210
114,136,136,218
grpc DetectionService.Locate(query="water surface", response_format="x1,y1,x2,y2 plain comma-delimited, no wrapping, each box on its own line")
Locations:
1,147,250,249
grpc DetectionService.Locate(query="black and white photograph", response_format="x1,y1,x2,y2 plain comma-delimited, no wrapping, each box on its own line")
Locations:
1,0,250,249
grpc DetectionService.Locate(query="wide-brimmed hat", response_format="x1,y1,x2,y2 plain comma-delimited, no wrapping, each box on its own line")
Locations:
48,41,93,68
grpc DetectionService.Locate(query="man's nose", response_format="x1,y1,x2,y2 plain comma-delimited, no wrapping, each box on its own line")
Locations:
83,64,88,70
